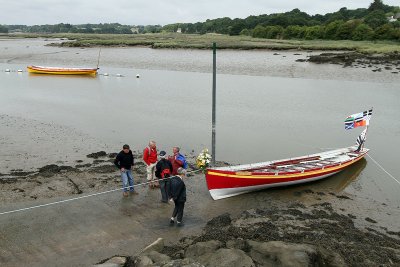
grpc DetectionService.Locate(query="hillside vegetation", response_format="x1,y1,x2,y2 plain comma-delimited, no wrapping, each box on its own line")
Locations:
1,0,399,49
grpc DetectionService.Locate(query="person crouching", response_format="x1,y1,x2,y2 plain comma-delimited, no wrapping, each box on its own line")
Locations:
169,167,187,226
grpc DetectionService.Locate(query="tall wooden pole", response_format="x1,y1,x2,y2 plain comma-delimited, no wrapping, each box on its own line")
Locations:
212,42,216,166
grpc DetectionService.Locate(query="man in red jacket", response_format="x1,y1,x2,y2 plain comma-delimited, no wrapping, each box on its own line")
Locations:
143,140,158,188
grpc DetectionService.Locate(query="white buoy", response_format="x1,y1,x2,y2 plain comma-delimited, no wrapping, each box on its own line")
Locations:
103,73,109,76
5,69,10,72
17,69,23,73
116,73,123,77
136,74,140,78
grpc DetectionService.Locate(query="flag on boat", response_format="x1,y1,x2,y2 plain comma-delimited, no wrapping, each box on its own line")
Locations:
344,109,372,130
355,128,367,152
356,128,367,146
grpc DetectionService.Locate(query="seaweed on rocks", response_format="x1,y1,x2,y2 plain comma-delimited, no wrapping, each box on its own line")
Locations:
37,164,78,177
86,151,107,159
178,205,400,267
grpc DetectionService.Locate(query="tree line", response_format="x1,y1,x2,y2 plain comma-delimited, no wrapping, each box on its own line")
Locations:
3,23,162,34
163,0,400,41
1,0,399,41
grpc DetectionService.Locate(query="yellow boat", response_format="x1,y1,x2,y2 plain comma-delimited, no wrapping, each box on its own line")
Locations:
27,65,98,76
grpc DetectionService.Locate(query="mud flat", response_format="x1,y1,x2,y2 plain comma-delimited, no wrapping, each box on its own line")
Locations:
305,51,400,74
98,202,400,267
1,151,399,266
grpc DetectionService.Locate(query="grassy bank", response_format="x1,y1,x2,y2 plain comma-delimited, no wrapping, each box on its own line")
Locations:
5,32,400,53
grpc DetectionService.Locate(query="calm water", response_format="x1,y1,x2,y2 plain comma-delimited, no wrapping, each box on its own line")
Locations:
1,38,400,206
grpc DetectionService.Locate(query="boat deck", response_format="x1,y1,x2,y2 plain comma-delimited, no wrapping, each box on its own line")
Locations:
212,146,367,175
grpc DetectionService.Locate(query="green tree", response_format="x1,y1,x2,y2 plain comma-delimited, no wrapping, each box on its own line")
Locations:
229,19,246,35
117,26,133,34
335,20,362,39
324,20,344,39
368,0,385,11
304,26,324,39
351,23,374,40
392,28,400,40
283,25,306,39
364,10,387,28
252,25,267,38
391,21,400,28
374,23,395,39
239,28,250,36
265,25,284,39
0,25,8,33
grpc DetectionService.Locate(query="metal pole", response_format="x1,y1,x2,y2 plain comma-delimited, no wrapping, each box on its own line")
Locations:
212,42,216,166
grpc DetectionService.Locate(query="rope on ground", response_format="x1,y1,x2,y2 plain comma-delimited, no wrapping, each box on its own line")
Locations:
0,169,202,216
366,154,400,186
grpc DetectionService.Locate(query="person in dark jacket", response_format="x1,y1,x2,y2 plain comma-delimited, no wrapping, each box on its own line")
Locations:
114,144,137,197
155,150,173,203
169,167,187,226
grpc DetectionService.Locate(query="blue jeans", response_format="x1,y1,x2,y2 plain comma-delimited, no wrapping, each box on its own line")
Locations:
121,169,134,192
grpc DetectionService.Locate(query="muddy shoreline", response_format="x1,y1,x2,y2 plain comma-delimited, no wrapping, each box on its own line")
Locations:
0,149,229,204
1,151,400,266
0,150,205,204
304,51,400,74
116,202,400,267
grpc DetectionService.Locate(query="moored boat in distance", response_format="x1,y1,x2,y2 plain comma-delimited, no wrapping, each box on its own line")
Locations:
27,65,98,76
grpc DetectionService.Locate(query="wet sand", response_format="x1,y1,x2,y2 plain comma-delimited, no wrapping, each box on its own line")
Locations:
1,152,399,266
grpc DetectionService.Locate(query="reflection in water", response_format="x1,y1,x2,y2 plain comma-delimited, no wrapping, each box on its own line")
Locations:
249,158,368,198
28,73,97,79
318,158,367,193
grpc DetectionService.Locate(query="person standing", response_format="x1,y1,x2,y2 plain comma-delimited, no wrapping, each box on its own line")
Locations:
114,144,137,197
169,167,187,226
168,147,187,175
155,150,173,203
143,141,158,188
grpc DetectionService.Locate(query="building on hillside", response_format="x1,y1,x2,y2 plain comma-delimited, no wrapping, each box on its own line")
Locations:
388,13,400,22
176,28,182,33
131,27,139,34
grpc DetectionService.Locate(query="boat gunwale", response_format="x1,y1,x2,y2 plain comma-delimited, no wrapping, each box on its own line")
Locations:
27,65,98,72
206,148,368,178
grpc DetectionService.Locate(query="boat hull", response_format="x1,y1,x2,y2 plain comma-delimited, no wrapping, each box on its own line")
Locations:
205,147,368,200
27,65,98,76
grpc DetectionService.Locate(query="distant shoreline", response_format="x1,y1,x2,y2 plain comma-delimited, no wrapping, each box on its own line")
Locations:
3,33,400,54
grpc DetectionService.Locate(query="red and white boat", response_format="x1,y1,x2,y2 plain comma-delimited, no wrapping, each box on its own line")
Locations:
205,109,373,200
206,146,368,200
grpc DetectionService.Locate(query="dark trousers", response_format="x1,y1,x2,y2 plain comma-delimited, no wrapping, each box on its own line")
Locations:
172,200,185,222
159,179,169,202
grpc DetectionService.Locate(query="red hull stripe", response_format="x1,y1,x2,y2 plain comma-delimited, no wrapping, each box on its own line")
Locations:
206,155,364,190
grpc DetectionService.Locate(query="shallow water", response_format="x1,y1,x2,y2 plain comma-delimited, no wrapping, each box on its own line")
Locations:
0,38,400,265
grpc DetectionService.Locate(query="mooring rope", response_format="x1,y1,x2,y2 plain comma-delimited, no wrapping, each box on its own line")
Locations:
366,154,400,186
0,169,202,216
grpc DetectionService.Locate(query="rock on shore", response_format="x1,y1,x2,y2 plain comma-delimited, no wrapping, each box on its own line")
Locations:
95,202,400,267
